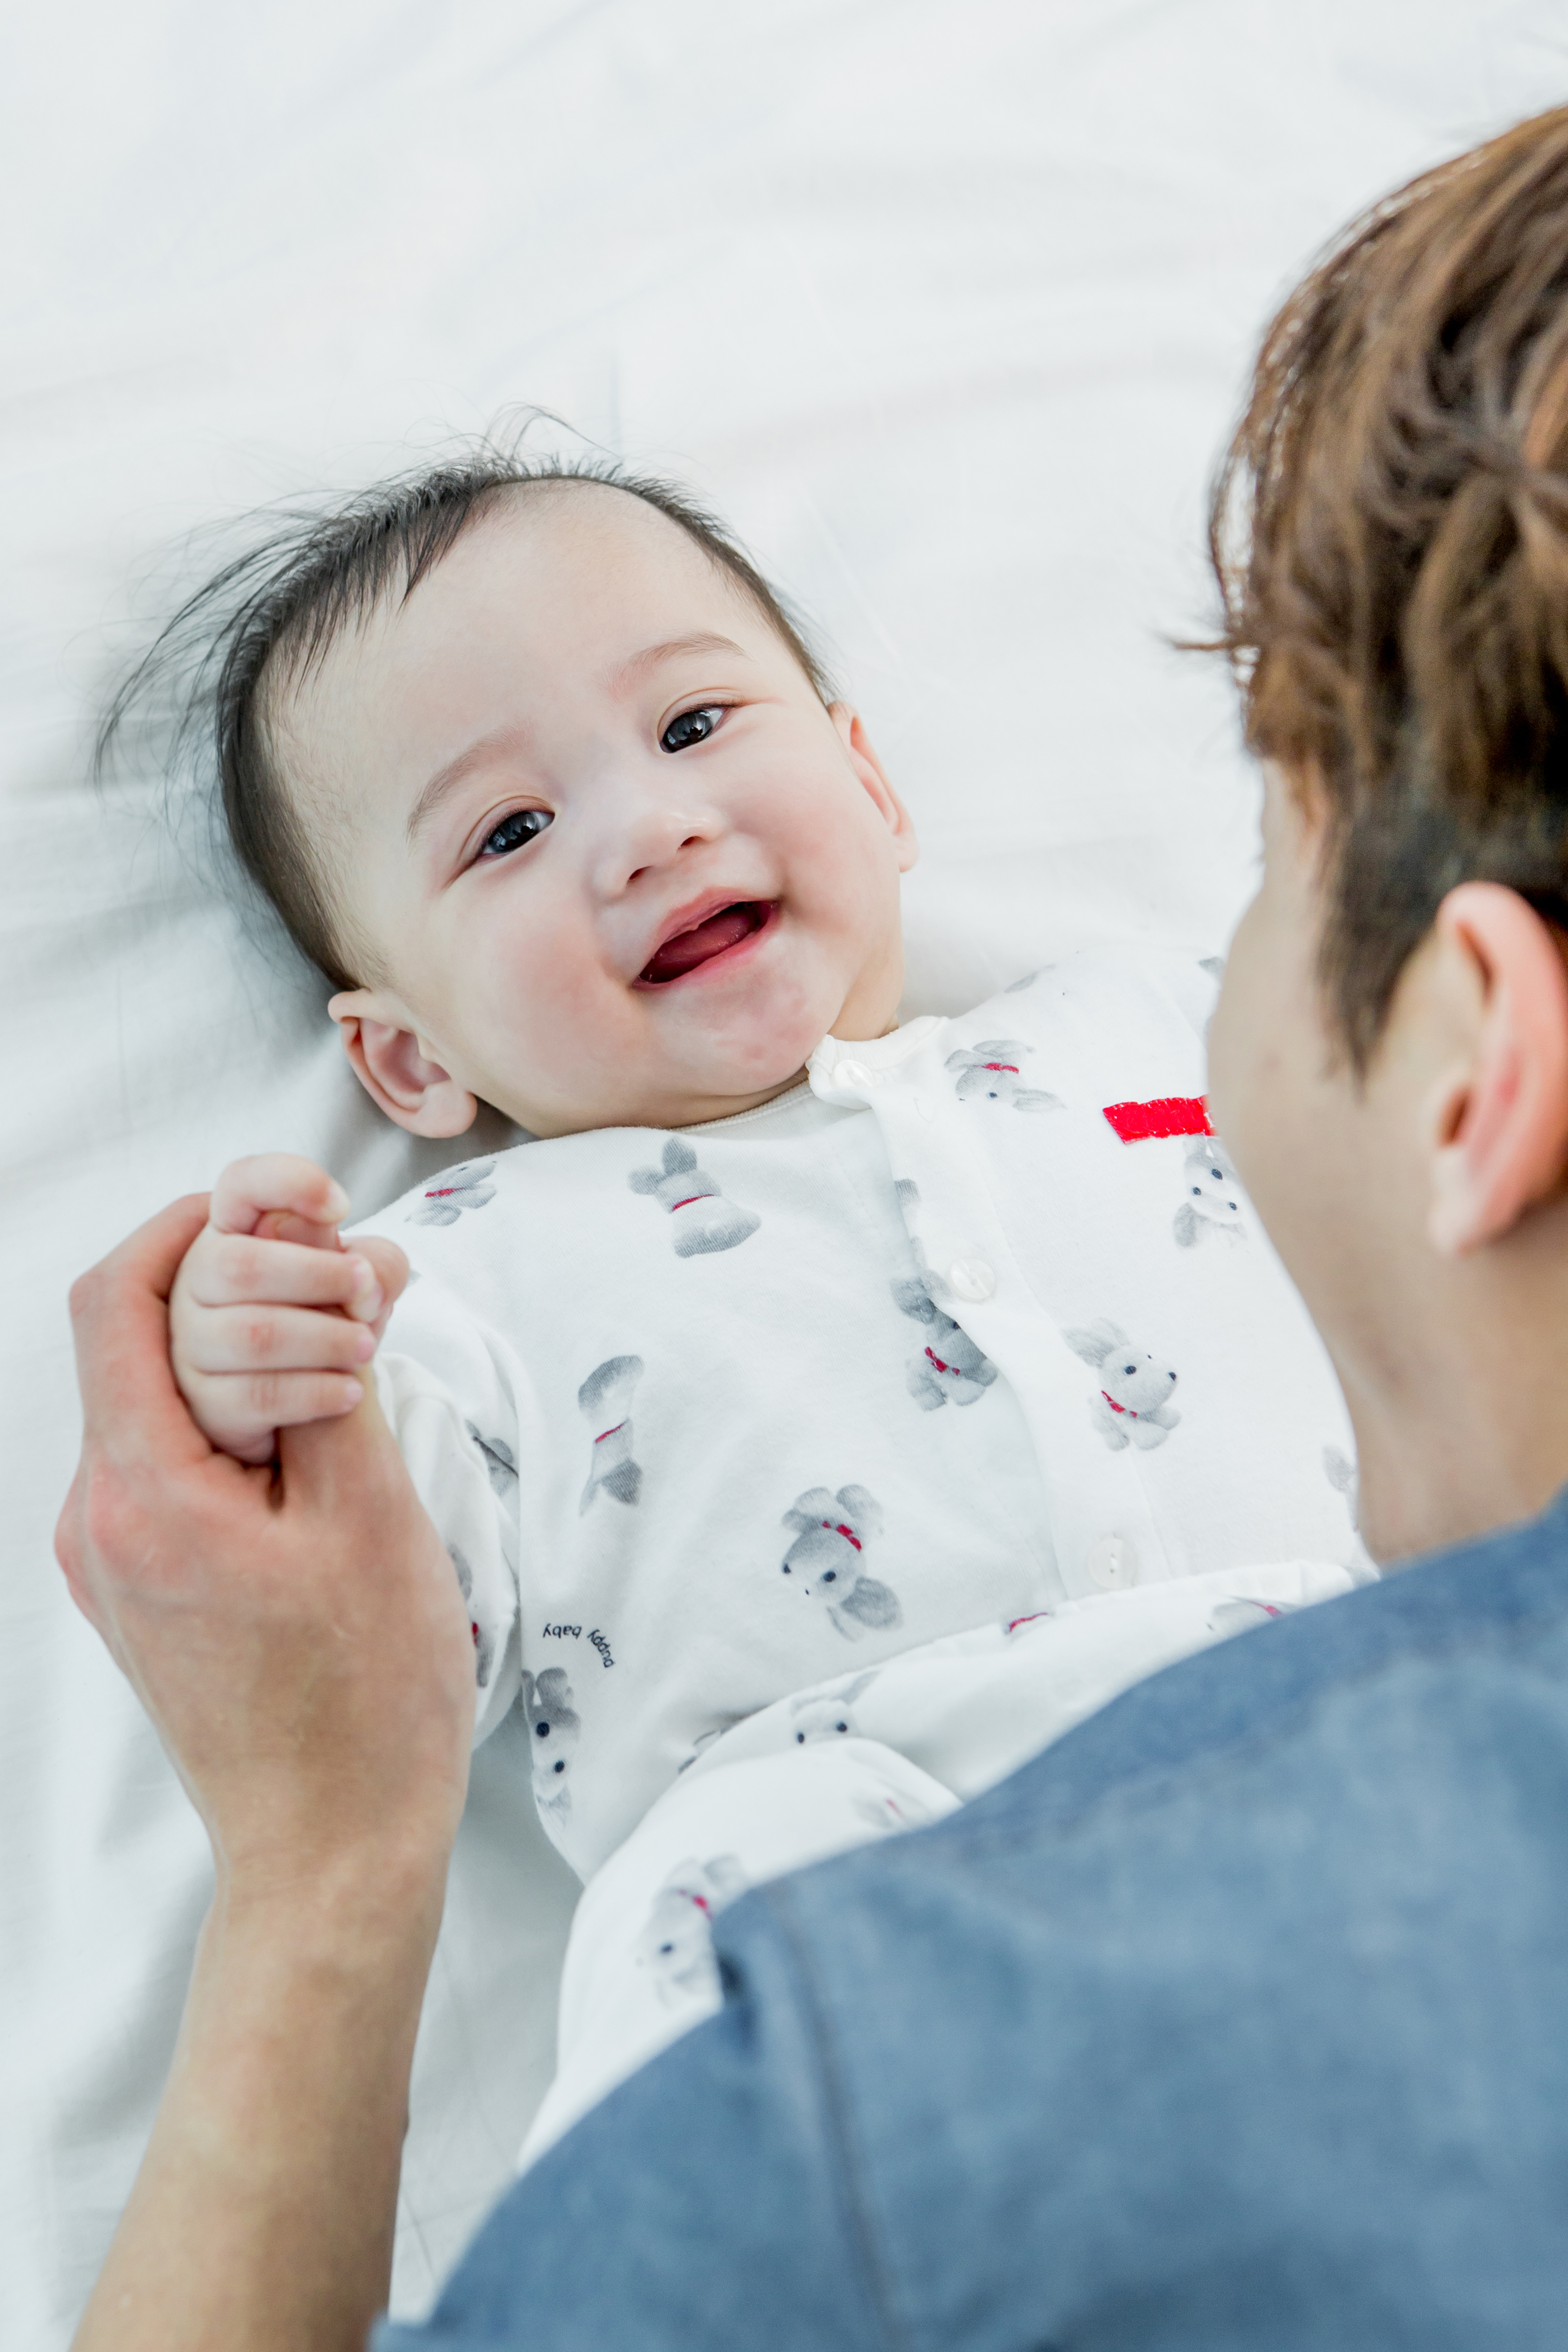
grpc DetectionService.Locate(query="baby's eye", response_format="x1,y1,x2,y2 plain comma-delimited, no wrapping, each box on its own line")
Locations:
479,808,552,859
660,705,725,754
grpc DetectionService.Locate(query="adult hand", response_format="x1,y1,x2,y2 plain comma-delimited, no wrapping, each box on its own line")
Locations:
59,1194,469,1896
57,1196,476,2352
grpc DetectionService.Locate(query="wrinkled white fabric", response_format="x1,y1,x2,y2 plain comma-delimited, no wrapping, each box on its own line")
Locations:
521,1554,1356,2166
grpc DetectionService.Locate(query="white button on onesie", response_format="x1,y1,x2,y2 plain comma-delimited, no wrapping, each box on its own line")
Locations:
352,947,1362,2161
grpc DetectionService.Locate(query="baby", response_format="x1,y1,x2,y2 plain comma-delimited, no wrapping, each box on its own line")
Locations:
158,457,1359,2158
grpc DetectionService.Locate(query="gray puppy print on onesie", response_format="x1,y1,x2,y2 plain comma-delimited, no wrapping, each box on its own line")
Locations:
1066,1319,1182,1451
1173,1135,1247,1249
635,1853,750,2007
465,1422,519,1497
577,1356,644,1514
944,1039,1061,1112
789,1669,881,1744
522,1667,581,1819
628,1138,760,1256
779,1486,902,1639
890,1276,999,1410
408,1156,498,1227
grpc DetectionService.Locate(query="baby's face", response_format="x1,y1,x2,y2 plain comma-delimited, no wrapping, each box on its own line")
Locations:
282,483,917,1136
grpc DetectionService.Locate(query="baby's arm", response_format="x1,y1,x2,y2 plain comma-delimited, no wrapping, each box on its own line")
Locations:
170,1154,408,1463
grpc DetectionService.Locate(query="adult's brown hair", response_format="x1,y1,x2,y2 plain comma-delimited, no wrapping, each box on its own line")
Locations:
1211,104,1568,1067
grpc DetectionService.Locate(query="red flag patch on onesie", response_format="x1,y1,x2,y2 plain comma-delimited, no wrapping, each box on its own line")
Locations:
1101,1096,1214,1143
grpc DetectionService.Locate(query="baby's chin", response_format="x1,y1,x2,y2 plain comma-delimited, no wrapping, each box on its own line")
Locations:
483,959,851,1134
636,968,837,1089
634,1040,818,1128
682,1004,838,1092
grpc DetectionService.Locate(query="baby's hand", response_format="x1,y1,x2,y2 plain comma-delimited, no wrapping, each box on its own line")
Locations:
169,1154,409,1463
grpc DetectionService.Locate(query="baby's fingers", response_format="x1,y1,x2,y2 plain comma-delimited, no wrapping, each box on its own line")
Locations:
180,1303,379,1379
351,1237,410,1335
185,1233,388,1322
190,1370,367,1461
209,1153,349,1239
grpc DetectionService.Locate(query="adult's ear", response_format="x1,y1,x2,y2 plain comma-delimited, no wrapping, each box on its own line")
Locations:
328,990,477,1140
1425,884,1568,1255
830,704,919,874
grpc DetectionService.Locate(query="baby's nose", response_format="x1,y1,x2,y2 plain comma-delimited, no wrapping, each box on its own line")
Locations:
588,773,726,894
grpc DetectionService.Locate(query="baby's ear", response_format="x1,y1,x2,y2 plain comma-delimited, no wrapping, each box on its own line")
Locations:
329,991,477,1140
830,704,918,874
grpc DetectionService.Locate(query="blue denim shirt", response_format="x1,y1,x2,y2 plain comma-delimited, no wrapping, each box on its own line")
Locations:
379,1490,1568,2349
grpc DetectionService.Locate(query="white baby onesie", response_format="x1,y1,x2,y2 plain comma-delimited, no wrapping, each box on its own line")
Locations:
362,1062,1064,1876
353,944,1363,2154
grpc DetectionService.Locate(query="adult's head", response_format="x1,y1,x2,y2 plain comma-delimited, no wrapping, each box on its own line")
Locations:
111,457,915,1139
1208,105,1568,1563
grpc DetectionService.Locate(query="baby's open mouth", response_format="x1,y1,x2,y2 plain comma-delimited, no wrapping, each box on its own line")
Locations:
639,900,774,984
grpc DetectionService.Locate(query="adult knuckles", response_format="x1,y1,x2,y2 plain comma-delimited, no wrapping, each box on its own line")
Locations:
53,1473,86,1583
74,1457,148,1580
67,1261,107,1330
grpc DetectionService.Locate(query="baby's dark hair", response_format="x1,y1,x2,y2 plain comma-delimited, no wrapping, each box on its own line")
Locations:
102,447,833,992
1208,104,1568,1068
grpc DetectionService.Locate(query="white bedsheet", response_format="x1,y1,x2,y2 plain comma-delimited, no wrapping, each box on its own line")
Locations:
4,2,1564,2336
